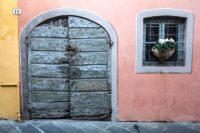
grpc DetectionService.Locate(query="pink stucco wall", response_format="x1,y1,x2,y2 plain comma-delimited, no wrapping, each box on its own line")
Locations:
19,0,200,121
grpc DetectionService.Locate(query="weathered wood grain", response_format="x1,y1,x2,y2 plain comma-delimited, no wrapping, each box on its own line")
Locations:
30,51,68,64
31,83,69,91
69,39,108,52
29,102,69,110
70,79,108,92
69,28,108,38
31,77,68,84
70,92,111,109
69,65,108,79
31,78,69,91
70,109,111,120
69,16,100,27
30,27,68,38
31,110,69,119
39,17,68,27
71,115,110,120
30,38,68,51
27,16,111,119
31,64,69,78
70,52,108,65
70,109,110,116
31,91,69,102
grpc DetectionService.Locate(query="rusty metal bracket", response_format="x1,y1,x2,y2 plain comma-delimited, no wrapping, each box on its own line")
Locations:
65,45,77,53
108,40,113,48
25,36,29,46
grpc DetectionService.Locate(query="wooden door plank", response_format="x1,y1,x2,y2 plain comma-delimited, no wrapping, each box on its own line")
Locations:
30,27,68,38
70,92,111,109
31,110,69,119
31,78,69,91
31,64,69,78
30,38,68,51
31,83,69,91
70,79,108,92
69,28,108,38
30,51,68,64
69,65,107,79
70,92,111,119
29,102,69,110
69,39,108,52
31,91,69,102
70,52,108,65
39,17,68,28
69,16,100,27
70,109,111,120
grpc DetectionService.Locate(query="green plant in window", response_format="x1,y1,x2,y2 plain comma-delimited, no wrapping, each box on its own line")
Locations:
152,38,177,63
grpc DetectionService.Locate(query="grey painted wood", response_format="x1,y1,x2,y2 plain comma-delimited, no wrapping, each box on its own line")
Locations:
30,38,68,51
30,27,68,38
31,64,69,78
30,51,68,64
70,92,111,109
31,78,68,84
71,115,110,120
30,51,108,65
31,83,69,91
28,17,70,119
69,16,100,27
29,102,69,110
70,79,108,92
31,91,69,102
27,16,111,120
69,28,108,38
39,17,68,27
68,17,111,120
70,52,108,65
69,65,108,79
70,109,110,116
31,110,69,119
70,109,111,120
69,39,108,52
31,78,69,91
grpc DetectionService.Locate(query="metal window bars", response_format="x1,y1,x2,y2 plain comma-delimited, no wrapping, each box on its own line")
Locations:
143,16,186,66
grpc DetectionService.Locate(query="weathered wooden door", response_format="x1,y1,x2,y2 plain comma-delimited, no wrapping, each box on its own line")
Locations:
27,16,111,120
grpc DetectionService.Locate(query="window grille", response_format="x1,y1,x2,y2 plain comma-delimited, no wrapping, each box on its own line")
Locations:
143,16,186,66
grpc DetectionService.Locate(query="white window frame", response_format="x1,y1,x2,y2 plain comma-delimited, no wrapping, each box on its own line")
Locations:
136,8,194,73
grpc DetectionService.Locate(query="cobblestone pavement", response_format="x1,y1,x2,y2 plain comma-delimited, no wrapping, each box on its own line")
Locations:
0,120,200,133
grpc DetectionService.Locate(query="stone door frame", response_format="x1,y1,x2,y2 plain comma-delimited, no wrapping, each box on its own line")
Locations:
20,8,118,121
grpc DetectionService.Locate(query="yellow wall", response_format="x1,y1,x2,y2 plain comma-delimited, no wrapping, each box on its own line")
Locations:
0,0,20,120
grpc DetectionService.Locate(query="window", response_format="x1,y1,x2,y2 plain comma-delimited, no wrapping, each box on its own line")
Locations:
143,16,186,66
136,9,194,73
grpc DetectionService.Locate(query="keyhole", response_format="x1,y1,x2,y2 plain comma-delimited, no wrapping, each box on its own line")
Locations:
70,68,81,78
72,72,76,76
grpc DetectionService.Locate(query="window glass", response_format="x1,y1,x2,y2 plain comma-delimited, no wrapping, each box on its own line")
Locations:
165,24,178,42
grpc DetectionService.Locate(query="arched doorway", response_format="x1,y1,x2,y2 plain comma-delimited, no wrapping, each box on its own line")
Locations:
20,8,118,121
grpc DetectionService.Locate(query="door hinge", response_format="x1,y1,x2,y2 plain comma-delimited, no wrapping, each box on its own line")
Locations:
108,40,113,48
25,37,29,46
